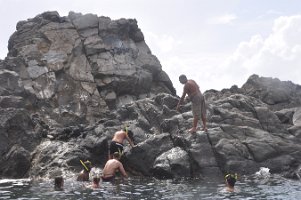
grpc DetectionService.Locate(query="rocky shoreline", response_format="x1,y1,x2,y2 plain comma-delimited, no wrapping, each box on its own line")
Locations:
0,11,300,180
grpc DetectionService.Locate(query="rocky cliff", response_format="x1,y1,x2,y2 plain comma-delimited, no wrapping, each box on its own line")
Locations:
0,11,300,180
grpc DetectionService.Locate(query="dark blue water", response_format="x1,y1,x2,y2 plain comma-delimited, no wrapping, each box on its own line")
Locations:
0,174,300,199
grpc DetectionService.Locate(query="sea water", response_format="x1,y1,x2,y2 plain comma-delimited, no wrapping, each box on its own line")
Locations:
0,173,300,199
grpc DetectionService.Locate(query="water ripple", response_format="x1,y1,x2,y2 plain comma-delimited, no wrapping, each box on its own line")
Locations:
0,175,300,200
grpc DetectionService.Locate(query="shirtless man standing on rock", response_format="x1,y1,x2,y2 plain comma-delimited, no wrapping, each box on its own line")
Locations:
176,74,207,133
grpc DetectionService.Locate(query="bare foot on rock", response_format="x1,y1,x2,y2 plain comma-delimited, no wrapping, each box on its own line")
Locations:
202,127,208,132
188,128,197,133
188,127,200,133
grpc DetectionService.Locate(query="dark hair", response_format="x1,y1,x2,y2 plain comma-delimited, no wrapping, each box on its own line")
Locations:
124,128,135,144
179,74,187,81
225,174,237,187
54,176,64,190
127,130,134,142
93,177,100,184
113,152,121,159
179,74,186,79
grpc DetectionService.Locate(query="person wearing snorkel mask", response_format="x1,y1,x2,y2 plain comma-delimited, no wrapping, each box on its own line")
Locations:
109,127,135,159
77,160,92,181
225,173,237,192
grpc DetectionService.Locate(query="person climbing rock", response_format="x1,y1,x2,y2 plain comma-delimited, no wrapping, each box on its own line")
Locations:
177,74,207,133
109,127,135,159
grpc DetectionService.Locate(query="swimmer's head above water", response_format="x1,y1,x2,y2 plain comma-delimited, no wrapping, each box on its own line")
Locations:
225,173,237,188
54,176,64,190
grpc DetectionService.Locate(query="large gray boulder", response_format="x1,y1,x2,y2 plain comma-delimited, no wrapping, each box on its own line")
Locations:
242,74,301,109
6,11,176,127
152,147,191,178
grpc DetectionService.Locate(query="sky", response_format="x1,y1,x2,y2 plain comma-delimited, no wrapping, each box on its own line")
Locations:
1,0,301,95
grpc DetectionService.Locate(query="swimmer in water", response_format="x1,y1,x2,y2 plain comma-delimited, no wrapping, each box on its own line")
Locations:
225,173,237,192
102,152,128,182
91,177,100,188
86,177,101,189
54,176,64,191
77,160,92,181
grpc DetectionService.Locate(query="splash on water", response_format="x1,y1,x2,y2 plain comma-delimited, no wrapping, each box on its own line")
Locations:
255,167,270,178
89,167,103,179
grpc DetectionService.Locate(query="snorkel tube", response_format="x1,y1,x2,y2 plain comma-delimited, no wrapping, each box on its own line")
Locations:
225,173,238,180
80,160,92,172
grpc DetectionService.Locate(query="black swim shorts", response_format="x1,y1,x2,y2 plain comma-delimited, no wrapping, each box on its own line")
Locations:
110,141,124,155
101,175,115,182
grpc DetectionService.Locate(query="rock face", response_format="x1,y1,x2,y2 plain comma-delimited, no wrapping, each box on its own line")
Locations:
0,11,301,180
6,11,175,126
0,11,175,178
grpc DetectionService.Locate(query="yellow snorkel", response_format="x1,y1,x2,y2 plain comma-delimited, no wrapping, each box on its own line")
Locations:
80,160,91,172
225,173,238,180
118,148,123,157
124,124,135,147
124,125,128,136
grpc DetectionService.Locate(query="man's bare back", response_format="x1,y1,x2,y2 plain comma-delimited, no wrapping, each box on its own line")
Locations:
102,158,127,178
112,130,127,144
184,80,201,98
109,129,135,159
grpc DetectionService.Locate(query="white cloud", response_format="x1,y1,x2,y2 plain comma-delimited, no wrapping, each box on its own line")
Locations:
161,53,228,95
220,15,301,88
257,9,283,20
208,14,237,25
266,9,283,16
144,31,182,53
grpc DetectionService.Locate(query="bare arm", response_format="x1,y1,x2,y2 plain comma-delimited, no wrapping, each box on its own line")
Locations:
126,134,134,147
118,162,128,178
177,85,187,111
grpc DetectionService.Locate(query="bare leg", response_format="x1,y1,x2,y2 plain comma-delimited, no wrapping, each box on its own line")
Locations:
189,116,198,133
201,114,208,132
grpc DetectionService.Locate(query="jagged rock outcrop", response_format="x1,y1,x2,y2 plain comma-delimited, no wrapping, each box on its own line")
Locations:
6,11,175,126
0,11,301,180
0,11,175,178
